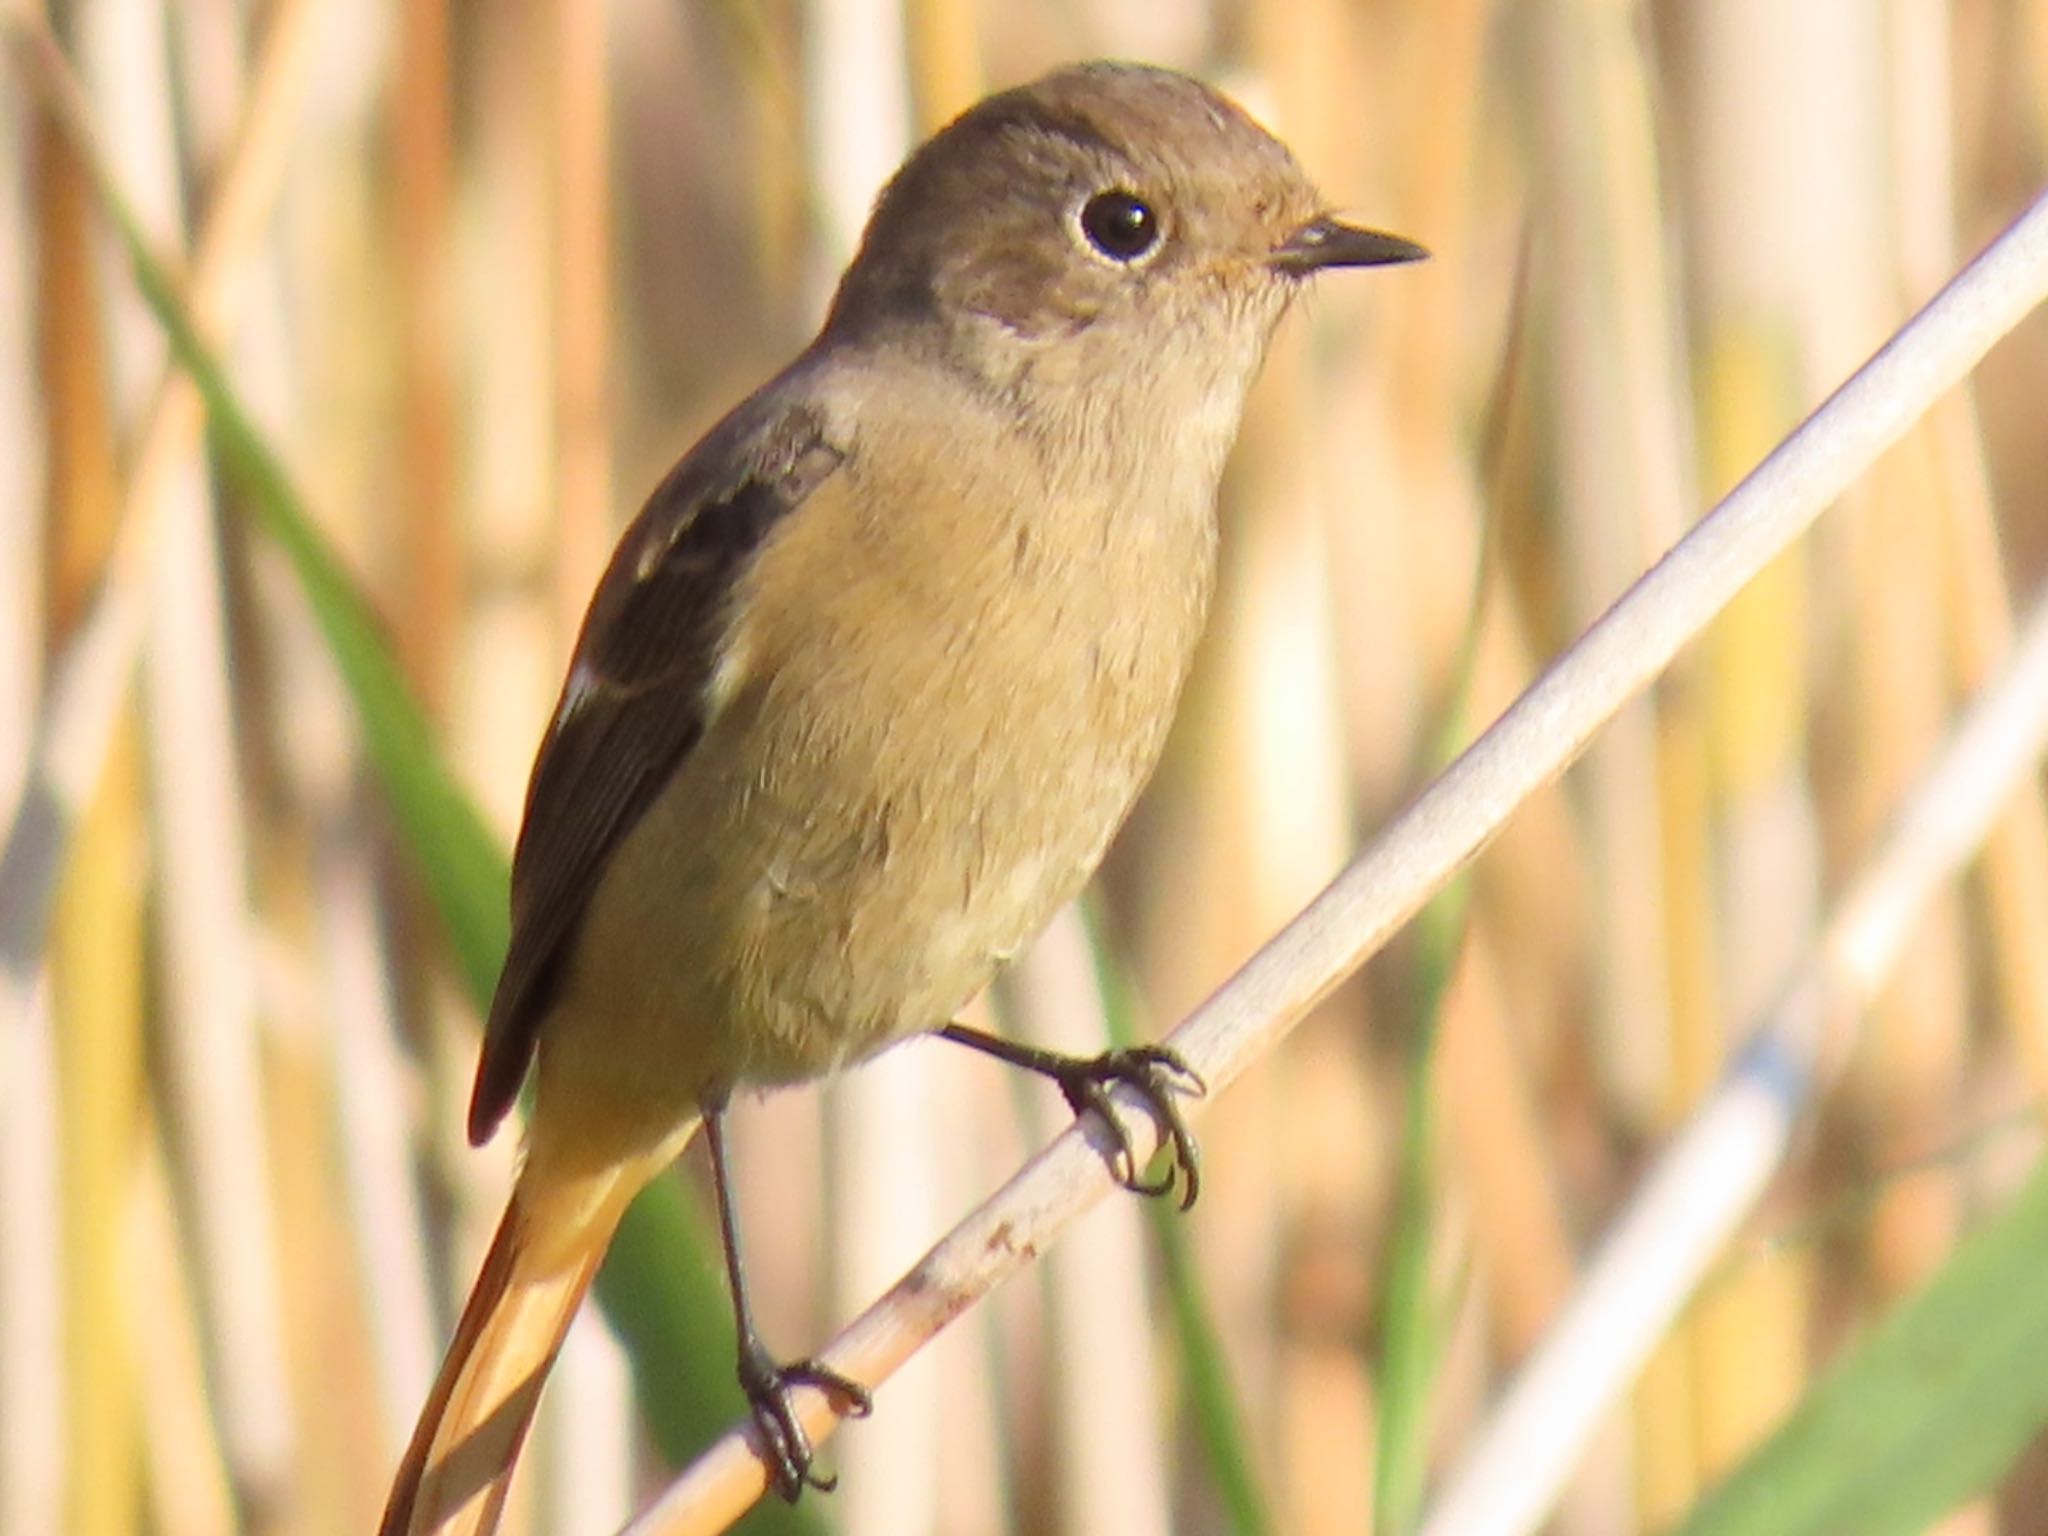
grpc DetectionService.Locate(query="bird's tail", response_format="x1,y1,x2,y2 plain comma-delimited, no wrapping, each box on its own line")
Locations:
378,1119,699,1536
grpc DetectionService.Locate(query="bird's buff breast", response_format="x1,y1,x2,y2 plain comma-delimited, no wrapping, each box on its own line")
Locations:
554,455,1215,1104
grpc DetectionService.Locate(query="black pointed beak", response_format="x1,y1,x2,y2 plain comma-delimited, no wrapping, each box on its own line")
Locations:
1271,216,1430,275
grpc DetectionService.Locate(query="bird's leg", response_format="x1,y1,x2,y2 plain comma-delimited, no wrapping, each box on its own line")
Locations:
938,1023,1207,1209
703,1101,871,1501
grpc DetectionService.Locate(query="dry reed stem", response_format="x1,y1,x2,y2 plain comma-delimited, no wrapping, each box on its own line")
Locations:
1536,6,1708,1512
1416,562,2048,1536
1438,930,1574,1355
1677,3,1838,1498
548,0,614,630
51,723,146,1536
0,984,62,1536
1536,0,1694,1151
313,815,441,1457
0,31,39,799
1947,435,2048,1093
130,1123,238,1536
2,5,324,1522
530,4,639,1525
29,15,146,1534
903,0,980,130
619,181,2048,1536
1010,906,1173,1536
0,0,317,1002
391,0,459,706
93,0,325,1506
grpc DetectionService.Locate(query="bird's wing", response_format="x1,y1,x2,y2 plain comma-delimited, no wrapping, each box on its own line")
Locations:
467,395,846,1144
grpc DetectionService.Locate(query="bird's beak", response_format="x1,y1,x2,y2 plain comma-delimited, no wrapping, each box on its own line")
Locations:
1270,215,1429,274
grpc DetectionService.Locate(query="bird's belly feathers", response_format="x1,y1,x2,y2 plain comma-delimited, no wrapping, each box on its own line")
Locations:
557,472,1214,1101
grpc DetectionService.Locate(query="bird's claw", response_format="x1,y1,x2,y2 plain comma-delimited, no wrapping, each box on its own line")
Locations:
737,1341,871,1501
1055,1045,1207,1210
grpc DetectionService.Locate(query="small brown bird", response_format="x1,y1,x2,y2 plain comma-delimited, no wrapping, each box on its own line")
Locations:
381,59,1422,1535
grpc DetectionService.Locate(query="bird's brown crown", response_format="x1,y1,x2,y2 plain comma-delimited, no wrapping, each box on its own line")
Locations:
824,62,1329,345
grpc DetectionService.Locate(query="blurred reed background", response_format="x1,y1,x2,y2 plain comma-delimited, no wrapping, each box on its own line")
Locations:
6,1,2048,1534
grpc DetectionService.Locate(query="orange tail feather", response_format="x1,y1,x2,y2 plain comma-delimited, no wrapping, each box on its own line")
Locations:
380,1126,695,1536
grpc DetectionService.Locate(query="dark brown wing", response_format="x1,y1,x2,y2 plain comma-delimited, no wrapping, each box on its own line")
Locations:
467,393,845,1143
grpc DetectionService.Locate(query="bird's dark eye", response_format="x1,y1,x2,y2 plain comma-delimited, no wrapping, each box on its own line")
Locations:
1079,190,1159,262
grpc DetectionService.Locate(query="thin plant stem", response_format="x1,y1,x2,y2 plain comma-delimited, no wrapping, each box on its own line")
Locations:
1417,572,2048,1536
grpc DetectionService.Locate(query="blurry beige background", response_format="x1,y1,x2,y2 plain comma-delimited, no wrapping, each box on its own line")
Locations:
6,0,2048,1534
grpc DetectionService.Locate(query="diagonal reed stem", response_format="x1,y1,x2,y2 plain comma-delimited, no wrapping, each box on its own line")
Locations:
1418,572,2048,1536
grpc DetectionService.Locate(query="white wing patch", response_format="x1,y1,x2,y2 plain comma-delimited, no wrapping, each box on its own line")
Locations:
703,629,753,723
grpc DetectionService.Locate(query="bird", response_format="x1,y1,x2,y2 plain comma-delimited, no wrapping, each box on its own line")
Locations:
379,58,1423,1536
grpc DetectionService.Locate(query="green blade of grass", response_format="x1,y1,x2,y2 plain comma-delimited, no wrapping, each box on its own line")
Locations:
91,126,818,1534
1083,898,1273,1536
1151,1195,1273,1536
1372,874,1469,1536
1375,445,1493,1535
1673,1159,2048,1536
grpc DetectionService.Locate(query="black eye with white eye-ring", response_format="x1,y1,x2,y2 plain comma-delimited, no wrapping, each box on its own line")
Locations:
1078,190,1161,263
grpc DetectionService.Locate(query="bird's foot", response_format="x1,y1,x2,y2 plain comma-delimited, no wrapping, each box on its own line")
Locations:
736,1338,872,1501
1049,1044,1207,1210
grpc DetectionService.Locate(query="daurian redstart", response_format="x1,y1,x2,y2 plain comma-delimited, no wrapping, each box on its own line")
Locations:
381,60,1423,1535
